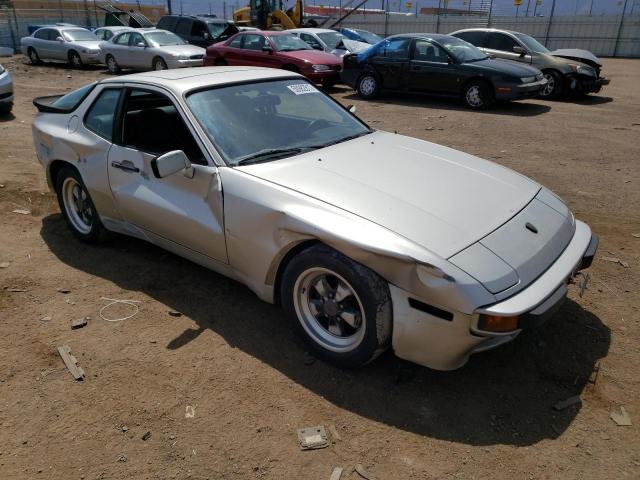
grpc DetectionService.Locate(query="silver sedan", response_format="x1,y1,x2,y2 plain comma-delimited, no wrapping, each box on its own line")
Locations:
99,29,205,72
0,63,13,113
21,26,102,67
31,67,598,370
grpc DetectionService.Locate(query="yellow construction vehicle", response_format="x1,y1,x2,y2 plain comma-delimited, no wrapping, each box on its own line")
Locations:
233,0,305,30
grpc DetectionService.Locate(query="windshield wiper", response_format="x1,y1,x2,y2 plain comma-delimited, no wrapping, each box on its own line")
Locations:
464,57,489,63
305,130,373,150
236,147,307,166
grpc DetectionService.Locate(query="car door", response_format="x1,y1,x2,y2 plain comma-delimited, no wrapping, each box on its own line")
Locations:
238,34,272,67
370,37,411,90
408,39,460,94
485,32,532,64
107,86,227,263
128,32,150,69
49,29,67,60
31,29,51,58
110,32,132,67
222,35,244,64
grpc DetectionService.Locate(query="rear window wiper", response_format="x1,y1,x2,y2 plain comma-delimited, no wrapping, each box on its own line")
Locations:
236,147,306,166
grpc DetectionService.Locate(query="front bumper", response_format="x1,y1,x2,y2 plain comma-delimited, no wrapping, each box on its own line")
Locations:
79,52,101,64
0,70,13,110
567,73,610,94
169,58,205,69
302,69,341,84
495,78,547,101
391,220,597,370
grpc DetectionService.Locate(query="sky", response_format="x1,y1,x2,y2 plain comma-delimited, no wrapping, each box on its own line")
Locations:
123,0,639,19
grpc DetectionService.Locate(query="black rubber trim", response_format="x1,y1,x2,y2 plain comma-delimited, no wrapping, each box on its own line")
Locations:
579,234,599,270
408,298,453,321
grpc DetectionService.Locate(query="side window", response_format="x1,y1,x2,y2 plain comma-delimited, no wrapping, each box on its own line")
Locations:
121,89,206,165
412,40,449,62
84,88,121,140
191,21,208,38
114,32,131,45
487,33,518,52
48,29,61,41
34,29,48,40
242,34,265,51
229,35,243,48
300,33,319,48
104,30,113,41
380,38,410,59
455,31,487,47
176,19,192,37
94,30,105,40
129,32,146,47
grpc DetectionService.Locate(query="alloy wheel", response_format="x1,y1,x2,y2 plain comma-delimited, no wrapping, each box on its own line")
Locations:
466,85,484,108
293,267,366,352
541,73,556,97
62,177,93,235
359,76,377,96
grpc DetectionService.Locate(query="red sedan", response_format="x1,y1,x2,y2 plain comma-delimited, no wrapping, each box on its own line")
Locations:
204,31,342,87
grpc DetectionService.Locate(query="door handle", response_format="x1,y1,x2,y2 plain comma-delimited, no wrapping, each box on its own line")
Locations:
111,161,140,173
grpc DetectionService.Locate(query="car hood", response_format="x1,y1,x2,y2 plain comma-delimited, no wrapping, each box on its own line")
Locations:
157,44,206,55
240,130,541,259
550,48,602,68
470,58,541,76
279,49,342,65
72,40,102,50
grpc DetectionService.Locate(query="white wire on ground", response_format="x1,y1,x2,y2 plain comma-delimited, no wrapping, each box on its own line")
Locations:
99,297,142,322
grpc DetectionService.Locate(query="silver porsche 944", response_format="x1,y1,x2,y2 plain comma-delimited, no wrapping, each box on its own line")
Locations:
31,67,598,370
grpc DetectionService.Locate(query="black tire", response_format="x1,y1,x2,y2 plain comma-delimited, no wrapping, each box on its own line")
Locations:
321,77,337,89
55,166,108,243
68,50,83,69
282,64,300,73
539,70,563,99
462,79,494,110
106,54,121,74
281,244,392,368
0,103,12,114
28,47,41,65
214,58,228,66
153,57,168,71
356,72,379,99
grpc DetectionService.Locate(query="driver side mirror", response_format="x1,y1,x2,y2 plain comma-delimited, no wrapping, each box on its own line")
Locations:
136,42,146,48
513,46,526,56
262,45,273,53
151,150,194,179
312,44,323,50
56,36,64,42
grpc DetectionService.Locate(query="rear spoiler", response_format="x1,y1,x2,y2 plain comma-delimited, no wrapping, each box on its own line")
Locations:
33,95,67,113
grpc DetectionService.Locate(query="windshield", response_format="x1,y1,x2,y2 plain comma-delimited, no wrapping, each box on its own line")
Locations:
62,29,97,42
186,79,370,166
440,36,487,62
268,35,311,52
515,33,549,53
354,29,382,44
317,31,345,50
146,31,185,46
208,22,232,38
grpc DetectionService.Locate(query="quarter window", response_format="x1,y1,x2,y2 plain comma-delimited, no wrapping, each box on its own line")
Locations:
487,33,519,52
85,88,121,140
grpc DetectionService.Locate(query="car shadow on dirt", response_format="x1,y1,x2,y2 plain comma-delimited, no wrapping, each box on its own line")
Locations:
343,92,552,117
41,214,610,447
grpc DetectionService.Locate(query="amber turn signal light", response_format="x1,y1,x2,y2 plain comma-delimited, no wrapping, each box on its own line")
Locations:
478,314,520,332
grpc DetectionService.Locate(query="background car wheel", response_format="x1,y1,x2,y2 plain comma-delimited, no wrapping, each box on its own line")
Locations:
106,55,120,74
68,50,83,68
55,166,108,243
281,244,392,368
214,58,228,66
153,57,168,70
540,70,563,99
357,73,379,99
463,80,494,110
28,47,41,64
321,77,337,89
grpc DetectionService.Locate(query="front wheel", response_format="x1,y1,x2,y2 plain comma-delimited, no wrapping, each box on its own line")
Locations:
540,70,563,99
106,54,120,74
68,50,83,68
281,245,392,368
55,166,108,243
28,47,41,65
153,57,168,71
357,73,379,99
463,80,494,109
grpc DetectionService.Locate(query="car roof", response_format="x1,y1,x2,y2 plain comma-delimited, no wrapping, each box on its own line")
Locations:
100,66,302,95
452,28,521,35
387,33,455,42
162,14,231,23
289,28,340,34
58,26,93,32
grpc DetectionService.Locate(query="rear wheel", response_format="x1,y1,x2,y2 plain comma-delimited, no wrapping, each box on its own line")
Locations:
28,47,41,64
106,54,120,74
357,73,379,99
68,50,83,68
153,57,168,70
540,70,563,99
281,244,392,368
55,166,108,243
463,80,494,109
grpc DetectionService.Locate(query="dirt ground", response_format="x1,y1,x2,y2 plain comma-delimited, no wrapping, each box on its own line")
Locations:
0,56,639,480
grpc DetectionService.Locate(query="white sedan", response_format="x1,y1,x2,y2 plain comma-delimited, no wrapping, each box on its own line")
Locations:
99,28,205,72
31,67,598,370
